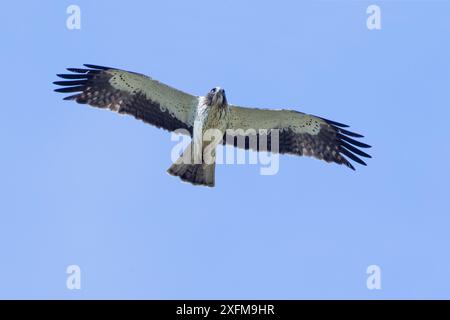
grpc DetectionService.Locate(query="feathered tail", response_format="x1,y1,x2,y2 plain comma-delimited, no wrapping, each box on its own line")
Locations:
167,142,216,187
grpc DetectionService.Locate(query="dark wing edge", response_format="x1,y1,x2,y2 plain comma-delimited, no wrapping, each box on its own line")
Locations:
223,115,371,170
53,64,193,134
318,117,371,170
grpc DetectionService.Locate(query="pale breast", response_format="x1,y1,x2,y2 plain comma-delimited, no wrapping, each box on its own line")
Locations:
192,103,230,158
204,106,229,133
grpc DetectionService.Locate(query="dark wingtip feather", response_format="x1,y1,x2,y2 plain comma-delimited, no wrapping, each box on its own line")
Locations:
320,117,350,128
340,141,372,159
55,65,112,101
337,128,364,138
63,94,79,101
340,147,368,166
83,64,111,70
346,161,356,171
319,116,372,169
337,133,371,149
67,68,91,73
53,80,88,86
54,85,86,93
57,73,92,80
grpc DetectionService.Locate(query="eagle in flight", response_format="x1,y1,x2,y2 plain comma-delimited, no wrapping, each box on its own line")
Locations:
54,64,371,187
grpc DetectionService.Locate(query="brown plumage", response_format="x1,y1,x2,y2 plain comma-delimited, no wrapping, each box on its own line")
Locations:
54,64,371,187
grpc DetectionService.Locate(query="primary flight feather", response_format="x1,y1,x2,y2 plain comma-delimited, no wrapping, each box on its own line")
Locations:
54,64,371,187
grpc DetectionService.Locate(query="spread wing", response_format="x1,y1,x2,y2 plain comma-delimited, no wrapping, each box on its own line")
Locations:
225,105,371,170
54,64,198,134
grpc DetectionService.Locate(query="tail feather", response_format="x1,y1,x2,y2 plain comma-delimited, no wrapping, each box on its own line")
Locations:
167,163,215,187
167,141,216,187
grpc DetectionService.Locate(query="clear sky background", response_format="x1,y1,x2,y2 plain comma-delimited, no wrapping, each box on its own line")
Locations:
1,0,449,299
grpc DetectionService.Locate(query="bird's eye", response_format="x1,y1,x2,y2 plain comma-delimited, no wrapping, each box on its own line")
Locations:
210,88,216,93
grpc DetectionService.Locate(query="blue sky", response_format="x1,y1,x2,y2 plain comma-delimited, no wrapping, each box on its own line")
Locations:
0,0,449,299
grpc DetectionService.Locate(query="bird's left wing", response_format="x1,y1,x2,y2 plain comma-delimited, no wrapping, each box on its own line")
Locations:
225,105,371,170
54,64,198,134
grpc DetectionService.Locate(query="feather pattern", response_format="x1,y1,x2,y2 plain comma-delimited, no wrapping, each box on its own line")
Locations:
54,64,198,134
54,64,371,180
225,105,371,170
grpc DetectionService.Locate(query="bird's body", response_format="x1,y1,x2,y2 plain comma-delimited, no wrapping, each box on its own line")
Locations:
168,91,230,186
195,93,230,152
54,64,371,187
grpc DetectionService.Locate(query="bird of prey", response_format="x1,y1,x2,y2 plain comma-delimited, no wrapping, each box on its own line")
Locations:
54,64,371,187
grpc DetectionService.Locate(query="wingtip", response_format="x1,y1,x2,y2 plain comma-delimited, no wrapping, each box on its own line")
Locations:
321,117,350,128
67,68,90,73
83,64,110,70
56,73,92,80
63,95,78,101
337,133,371,149
338,128,365,138
54,85,86,93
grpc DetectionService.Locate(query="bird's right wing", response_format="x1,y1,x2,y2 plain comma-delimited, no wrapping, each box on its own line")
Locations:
54,64,198,135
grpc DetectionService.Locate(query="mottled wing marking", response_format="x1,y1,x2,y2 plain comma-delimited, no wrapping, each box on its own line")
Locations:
225,105,371,170
54,64,198,134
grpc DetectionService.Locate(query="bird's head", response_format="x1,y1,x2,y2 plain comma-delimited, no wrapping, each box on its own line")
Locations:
205,87,227,108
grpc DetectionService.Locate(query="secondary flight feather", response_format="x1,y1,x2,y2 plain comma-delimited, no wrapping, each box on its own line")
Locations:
54,64,371,187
